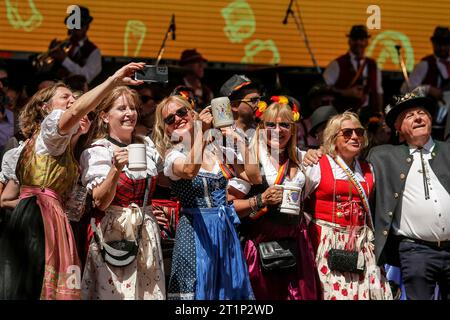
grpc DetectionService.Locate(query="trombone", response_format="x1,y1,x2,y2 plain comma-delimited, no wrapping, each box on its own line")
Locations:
32,38,72,72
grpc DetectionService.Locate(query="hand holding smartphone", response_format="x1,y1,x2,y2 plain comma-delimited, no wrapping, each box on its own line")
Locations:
134,65,169,83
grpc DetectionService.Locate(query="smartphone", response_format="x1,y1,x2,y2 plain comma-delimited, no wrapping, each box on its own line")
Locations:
134,65,169,83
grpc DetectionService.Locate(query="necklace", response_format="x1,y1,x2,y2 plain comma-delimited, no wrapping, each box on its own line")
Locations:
107,135,129,148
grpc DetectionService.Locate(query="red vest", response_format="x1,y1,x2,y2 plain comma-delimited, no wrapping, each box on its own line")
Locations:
306,155,374,227
421,55,444,88
334,53,378,113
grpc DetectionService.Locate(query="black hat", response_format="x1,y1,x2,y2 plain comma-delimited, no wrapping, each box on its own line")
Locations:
180,49,207,66
385,87,435,128
347,25,370,39
64,6,93,27
309,105,338,135
431,26,450,44
220,74,252,97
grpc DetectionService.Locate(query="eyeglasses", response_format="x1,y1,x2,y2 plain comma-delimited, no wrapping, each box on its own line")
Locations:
337,128,365,139
163,106,189,125
264,121,292,130
140,95,155,104
239,96,261,105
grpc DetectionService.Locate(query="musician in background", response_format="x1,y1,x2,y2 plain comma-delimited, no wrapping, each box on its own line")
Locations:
401,27,450,140
323,25,383,125
50,6,102,84
179,49,213,108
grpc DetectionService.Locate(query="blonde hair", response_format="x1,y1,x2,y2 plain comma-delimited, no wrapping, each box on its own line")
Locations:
87,86,143,145
19,83,69,139
152,95,196,157
322,111,368,157
253,102,301,166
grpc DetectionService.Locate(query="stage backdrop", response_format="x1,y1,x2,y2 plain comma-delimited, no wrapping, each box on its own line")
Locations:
0,0,448,71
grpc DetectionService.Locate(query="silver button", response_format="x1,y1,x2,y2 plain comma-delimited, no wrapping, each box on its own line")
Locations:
406,158,412,163
400,173,406,180
383,230,388,236
394,193,399,199
387,211,393,217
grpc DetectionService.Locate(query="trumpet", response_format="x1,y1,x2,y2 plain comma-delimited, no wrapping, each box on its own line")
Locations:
32,38,72,72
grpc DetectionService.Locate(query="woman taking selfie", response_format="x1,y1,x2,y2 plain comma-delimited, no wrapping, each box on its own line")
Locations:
0,62,145,300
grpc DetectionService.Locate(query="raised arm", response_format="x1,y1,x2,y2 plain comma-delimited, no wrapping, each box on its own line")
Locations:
58,62,145,135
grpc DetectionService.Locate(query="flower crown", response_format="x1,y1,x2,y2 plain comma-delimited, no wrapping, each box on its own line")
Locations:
170,85,196,108
255,95,300,121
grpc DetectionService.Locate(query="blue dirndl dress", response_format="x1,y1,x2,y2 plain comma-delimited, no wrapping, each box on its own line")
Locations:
167,170,254,300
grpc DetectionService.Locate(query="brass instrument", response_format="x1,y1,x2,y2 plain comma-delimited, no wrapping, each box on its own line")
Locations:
32,38,72,73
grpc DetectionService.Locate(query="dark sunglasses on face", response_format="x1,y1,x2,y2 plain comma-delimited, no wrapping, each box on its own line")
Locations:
163,106,189,125
239,96,261,105
264,121,292,130
140,95,155,104
338,128,365,139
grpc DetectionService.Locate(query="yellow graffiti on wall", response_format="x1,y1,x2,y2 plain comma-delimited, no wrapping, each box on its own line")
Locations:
123,20,147,57
366,30,415,72
221,0,255,43
5,0,42,32
241,39,280,65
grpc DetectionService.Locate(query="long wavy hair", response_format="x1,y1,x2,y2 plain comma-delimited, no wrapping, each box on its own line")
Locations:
253,102,301,166
85,86,144,146
152,95,196,157
19,83,69,139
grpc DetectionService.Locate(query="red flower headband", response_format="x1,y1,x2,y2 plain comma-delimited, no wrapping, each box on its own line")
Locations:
255,95,300,121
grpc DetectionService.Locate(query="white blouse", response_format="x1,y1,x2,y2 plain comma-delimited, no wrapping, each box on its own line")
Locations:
164,146,221,181
35,109,79,156
303,154,373,197
80,136,163,191
228,142,307,196
0,141,25,183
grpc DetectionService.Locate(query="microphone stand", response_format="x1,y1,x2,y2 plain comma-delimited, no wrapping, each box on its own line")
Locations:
284,0,321,74
155,14,175,66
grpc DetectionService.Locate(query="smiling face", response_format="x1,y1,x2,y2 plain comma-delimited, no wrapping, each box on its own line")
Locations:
395,106,432,147
264,116,292,150
162,100,194,138
335,119,365,159
102,94,138,138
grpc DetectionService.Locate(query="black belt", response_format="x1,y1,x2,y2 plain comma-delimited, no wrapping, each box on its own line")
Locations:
399,236,450,249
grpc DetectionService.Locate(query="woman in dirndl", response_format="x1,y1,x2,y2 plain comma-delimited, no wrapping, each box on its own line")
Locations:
152,94,255,300
304,111,392,300
80,86,165,300
229,96,321,300
0,62,144,300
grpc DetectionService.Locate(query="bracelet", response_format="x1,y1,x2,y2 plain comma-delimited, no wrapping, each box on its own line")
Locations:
249,196,258,212
256,193,264,210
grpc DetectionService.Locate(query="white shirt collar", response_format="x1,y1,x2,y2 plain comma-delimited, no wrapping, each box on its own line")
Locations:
409,137,435,154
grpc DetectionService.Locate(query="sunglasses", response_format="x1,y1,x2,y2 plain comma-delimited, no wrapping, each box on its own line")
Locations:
140,95,155,104
239,96,261,105
163,106,189,125
264,121,292,130
338,128,365,139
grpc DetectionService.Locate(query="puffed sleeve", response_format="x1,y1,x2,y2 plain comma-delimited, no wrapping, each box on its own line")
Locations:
144,136,163,174
36,109,80,156
228,177,251,195
304,163,321,198
0,142,25,183
80,143,113,192
163,148,186,181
